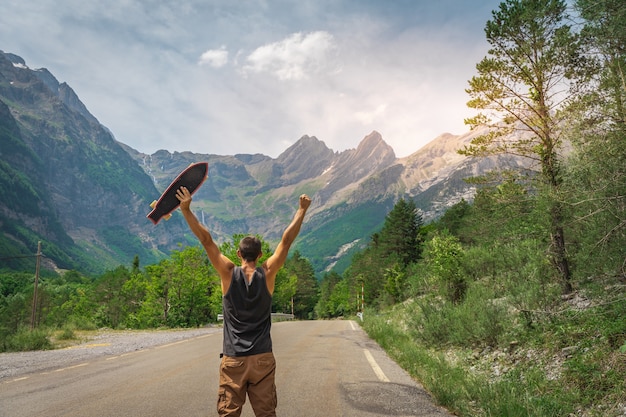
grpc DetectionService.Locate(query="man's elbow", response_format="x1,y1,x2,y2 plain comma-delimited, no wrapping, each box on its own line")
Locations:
281,235,296,249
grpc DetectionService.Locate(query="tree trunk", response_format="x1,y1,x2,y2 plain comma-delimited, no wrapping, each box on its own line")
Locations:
551,202,573,294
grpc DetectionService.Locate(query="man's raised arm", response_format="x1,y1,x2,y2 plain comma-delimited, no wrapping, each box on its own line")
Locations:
176,187,234,286
263,194,311,286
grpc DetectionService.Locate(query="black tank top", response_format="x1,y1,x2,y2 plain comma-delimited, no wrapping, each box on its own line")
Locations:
222,266,273,357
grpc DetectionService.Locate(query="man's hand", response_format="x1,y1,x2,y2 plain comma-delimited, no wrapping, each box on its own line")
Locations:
299,194,311,211
176,187,192,211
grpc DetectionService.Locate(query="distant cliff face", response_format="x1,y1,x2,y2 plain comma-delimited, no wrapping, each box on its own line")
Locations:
0,51,180,272
0,50,514,276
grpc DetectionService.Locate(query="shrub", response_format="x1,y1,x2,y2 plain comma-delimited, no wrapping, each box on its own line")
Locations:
2,326,52,352
409,284,513,348
57,324,76,340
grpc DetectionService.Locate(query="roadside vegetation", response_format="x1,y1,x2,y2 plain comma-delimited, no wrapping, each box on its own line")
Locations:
0,238,318,352
0,0,623,415
332,1,625,415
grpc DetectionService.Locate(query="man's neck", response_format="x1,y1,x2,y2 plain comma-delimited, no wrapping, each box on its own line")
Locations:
240,261,258,282
241,260,257,268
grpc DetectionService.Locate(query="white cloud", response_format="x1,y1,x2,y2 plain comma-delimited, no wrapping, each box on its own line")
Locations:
199,47,229,68
242,31,336,80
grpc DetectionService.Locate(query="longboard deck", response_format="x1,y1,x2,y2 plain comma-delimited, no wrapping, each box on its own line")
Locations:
147,162,208,225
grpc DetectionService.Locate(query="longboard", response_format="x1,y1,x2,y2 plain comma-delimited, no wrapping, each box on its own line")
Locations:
147,162,208,225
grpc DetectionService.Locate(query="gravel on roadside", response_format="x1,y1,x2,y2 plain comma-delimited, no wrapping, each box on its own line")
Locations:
0,327,222,381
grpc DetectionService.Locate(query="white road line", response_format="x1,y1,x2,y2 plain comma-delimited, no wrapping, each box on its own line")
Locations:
4,376,29,384
349,321,357,331
155,339,188,349
363,349,390,382
53,363,89,372
106,350,145,360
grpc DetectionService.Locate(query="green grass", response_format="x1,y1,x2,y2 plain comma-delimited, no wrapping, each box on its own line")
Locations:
360,286,626,417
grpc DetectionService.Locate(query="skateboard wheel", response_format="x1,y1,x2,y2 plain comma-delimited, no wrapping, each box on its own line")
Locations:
150,200,157,208
165,214,172,221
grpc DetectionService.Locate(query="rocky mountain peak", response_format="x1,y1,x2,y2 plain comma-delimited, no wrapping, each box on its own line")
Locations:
352,130,396,162
3,51,26,66
314,132,398,203
332,130,396,173
277,135,333,162
0,51,98,124
276,135,335,182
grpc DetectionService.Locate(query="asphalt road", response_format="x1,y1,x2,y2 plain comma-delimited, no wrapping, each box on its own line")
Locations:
0,320,453,417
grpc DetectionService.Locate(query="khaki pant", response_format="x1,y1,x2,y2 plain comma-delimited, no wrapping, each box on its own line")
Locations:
217,352,277,417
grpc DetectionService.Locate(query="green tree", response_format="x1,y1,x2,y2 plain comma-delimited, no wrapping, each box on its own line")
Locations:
141,261,173,327
165,246,216,327
120,268,149,327
565,0,626,278
56,283,97,329
576,0,626,123
435,198,471,237
328,278,352,317
343,246,385,308
383,264,406,303
343,198,425,308
139,246,220,328
425,232,467,304
467,172,541,246
92,266,131,328
377,198,423,267
273,268,297,314
0,272,35,330
0,291,30,335
461,0,585,293
283,251,318,319
316,271,346,318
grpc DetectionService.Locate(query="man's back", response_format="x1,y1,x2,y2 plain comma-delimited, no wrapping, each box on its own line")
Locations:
222,267,273,357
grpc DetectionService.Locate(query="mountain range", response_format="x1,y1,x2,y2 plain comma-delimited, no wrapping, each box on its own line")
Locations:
0,50,514,275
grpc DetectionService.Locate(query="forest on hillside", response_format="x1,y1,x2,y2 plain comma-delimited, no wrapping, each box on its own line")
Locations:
0,1,624,415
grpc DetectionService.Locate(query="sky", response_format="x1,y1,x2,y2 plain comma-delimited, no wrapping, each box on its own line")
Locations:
1,0,503,158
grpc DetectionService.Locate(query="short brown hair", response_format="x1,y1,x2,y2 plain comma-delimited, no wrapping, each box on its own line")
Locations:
239,236,262,261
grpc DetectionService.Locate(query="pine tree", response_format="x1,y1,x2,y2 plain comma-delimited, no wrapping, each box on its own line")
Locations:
461,0,586,293
377,198,423,267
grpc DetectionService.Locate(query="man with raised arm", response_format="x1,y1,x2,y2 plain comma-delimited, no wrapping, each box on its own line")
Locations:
176,187,311,417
